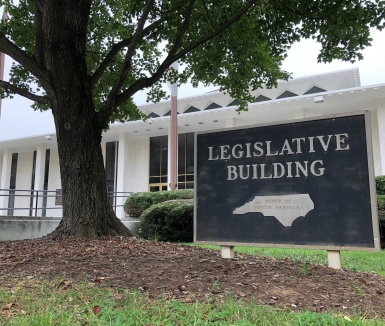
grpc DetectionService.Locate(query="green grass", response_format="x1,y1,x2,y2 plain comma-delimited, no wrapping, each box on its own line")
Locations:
0,281,384,325
1,246,385,325
193,245,385,278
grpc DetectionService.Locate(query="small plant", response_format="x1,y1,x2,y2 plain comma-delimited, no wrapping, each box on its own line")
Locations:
299,251,310,276
210,279,222,294
348,283,367,297
139,199,194,242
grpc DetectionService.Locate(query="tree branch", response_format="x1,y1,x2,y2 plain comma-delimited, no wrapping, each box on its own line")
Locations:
115,0,258,107
0,80,50,104
167,0,196,58
91,0,155,90
91,6,182,89
0,32,49,84
201,0,215,30
96,0,155,125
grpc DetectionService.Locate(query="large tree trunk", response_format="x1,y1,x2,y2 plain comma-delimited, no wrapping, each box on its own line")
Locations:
44,0,135,238
49,109,135,238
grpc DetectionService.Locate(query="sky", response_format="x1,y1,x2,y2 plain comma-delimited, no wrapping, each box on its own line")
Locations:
0,28,384,141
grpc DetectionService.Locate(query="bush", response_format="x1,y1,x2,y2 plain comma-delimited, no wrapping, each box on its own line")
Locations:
376,175,385,196
139,199,194,242
378,195,385,249
124,189,193,218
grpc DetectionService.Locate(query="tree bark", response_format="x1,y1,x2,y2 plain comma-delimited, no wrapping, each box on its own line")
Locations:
43,0,134,238
49,105,135,238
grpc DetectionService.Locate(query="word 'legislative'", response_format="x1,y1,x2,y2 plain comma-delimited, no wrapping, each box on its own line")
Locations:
208,134,349,180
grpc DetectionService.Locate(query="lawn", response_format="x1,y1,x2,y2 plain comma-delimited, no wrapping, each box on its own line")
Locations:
194,245,385,278
1,239,384,325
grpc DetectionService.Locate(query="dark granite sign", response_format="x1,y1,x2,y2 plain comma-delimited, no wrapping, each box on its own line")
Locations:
194,113,380,250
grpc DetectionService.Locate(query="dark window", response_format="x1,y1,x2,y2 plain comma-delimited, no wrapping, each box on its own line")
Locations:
227,99,238,106
149,137,161,177
204,102,221,110
42,149,50,217
304,86,326,95
29,151,37,216
150,133,194,191
186,133,194,175
106,142,117,206
184,106,200,113
277,91,297,99
178,134,185,175
161,136,168,176
253,95,271,102
7,153,18,216
163,110,180,116
147,112,160,119
149,136,168,191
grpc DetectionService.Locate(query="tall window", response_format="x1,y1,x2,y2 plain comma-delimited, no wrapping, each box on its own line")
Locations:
149,136,168,191
106,141,118,206
42,149,50,217
149,133,194,191
178,133,194,189
29,151,37,216
7,153,18,216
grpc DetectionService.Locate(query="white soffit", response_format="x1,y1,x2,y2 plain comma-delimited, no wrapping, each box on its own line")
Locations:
0,69,381,154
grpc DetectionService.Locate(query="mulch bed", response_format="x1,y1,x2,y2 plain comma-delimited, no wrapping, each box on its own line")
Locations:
1,237,384,318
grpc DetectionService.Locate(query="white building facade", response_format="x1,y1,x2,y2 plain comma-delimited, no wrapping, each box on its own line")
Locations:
0,68,384,218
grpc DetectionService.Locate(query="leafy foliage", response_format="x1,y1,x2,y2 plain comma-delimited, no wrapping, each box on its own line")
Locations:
377,195,385,249
375,176,385,248
124,189,193,218
376,175,385,196
139,199,193,242
0,1,384,237
0,0,384,115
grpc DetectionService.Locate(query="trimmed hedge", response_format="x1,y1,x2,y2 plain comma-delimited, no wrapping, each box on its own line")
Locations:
124,189,193,218
378,194,385,249
139,199,194,242
376,176,385,249
376,175,385,196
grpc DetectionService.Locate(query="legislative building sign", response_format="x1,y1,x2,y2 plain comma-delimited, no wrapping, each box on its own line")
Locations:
194,113,380,251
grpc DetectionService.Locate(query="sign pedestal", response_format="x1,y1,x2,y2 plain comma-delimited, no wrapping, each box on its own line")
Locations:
327,250,341,269
221,246,234,258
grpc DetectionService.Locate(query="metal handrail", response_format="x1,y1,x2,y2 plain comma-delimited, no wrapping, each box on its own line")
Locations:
0,188,131,217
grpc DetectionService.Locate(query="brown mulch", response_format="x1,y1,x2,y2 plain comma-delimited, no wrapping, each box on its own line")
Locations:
0,237,385,318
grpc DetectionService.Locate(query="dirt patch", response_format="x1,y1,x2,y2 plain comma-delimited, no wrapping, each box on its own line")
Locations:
0,237,384,318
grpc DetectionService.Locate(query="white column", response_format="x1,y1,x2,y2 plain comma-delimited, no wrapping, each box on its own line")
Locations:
33,144,46,216
116,132,130,218
0,148,13,213
101,142,106,167
167,127,178,190
377,104,385,175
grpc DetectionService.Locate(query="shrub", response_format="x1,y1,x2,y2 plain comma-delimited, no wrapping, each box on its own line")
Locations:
378,195,385,249
124,189,193,218
376,175,385,195
139,199,194,242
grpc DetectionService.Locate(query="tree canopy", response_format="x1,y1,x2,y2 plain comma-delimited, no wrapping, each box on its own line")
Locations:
1,0,384,117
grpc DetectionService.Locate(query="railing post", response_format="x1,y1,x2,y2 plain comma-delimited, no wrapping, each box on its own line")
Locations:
35,190,38,217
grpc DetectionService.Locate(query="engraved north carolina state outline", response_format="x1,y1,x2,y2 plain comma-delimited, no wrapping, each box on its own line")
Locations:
233,194,314,227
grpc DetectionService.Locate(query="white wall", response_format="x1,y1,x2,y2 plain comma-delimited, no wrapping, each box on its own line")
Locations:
47,148,62,217
126,137,150,192
0,154,3,188
370,109,382,176
14,151,34,216
101,142,106,167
